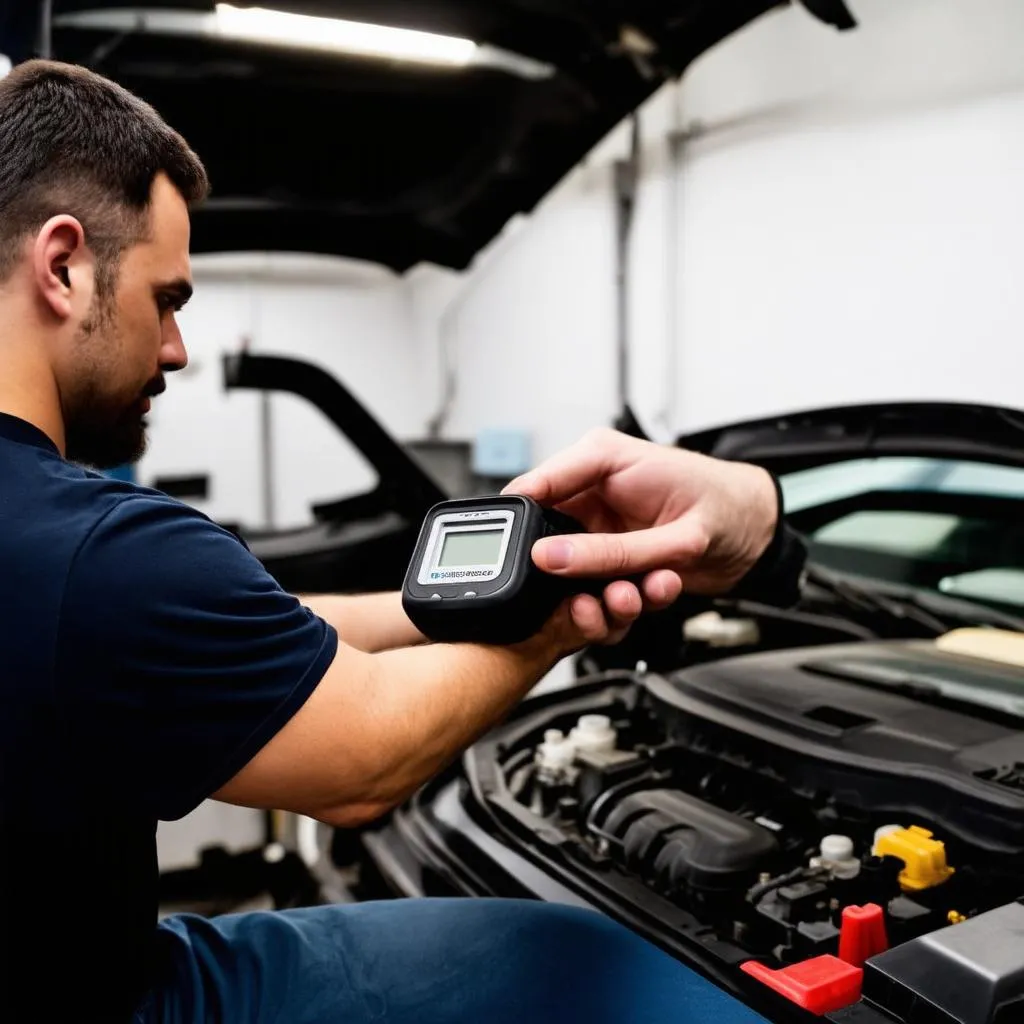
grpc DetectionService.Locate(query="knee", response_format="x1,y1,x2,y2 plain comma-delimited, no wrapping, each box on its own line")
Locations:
492,901,644,961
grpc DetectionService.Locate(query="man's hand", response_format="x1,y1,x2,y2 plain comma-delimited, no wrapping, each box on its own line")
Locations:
518,582,644,664
504,428,779,600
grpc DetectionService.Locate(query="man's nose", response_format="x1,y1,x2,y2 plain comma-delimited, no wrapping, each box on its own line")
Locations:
161,317,189,372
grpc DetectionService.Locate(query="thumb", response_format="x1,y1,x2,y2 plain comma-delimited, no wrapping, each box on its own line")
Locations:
532,521,709,578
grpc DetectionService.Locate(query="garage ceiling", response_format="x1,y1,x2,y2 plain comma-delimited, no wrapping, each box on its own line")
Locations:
3,2,854,271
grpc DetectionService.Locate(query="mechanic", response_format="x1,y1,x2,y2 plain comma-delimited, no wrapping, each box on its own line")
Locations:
0,61,805,1024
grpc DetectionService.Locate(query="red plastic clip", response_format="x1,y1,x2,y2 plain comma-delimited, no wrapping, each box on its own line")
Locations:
741,955,863,1015
839,903,889,968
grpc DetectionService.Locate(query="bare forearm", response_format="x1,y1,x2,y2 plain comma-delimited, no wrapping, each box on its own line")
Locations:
299,591,426,653
216,621,567,828
355,636,559,811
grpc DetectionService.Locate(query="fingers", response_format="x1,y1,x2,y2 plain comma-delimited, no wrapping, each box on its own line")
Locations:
601,580,642,623
568,594,610,643
562,573,680,652
568,581,644,647
503,428,630,506
598,574,681,623
533,520,709,578
639,570,683,609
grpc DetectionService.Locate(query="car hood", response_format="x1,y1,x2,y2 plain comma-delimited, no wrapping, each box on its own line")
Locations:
678,402,1024,475
5,1,854,271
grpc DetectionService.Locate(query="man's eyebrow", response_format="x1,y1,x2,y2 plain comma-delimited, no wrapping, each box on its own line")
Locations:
155,279,194,305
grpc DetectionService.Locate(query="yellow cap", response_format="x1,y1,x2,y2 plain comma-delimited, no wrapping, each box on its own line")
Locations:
874,825,954,891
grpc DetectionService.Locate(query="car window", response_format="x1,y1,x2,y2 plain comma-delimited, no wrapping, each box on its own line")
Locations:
782,457,946,512
812,510,963,556
939,568,1024,609
780,457,1024,612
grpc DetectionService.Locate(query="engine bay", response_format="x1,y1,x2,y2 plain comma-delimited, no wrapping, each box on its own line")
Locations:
452,635,1024,1020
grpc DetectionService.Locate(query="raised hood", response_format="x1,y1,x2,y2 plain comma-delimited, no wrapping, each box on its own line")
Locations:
679,402,1024,475
4,1,854,271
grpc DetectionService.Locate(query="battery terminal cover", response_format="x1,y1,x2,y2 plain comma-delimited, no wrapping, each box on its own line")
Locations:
741,955,863,1014
873,825,954,891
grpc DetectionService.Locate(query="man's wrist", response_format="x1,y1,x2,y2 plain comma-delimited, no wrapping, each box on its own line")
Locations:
507,606,576,667
728,473,807,607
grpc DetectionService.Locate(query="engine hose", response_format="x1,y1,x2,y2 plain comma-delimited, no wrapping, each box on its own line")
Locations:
745,865,829,905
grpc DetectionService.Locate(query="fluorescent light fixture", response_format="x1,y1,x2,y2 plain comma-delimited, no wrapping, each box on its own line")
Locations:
214,4,476,66
53,7,553,79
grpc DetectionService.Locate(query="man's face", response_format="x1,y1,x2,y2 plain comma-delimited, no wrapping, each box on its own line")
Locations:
63,173,192,469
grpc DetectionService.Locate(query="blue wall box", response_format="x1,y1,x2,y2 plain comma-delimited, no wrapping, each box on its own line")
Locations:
472,429,532,478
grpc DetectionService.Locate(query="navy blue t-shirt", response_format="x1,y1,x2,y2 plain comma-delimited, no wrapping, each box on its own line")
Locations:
0,414,338,1022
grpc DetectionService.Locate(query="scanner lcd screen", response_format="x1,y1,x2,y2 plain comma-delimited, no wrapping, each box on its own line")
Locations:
438,529,504,568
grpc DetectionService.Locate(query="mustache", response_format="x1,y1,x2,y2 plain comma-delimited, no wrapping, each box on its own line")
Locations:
142,377,166,399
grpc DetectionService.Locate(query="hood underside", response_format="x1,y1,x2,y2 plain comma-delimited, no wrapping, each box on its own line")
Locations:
4,1,855,271
679,402,1024,475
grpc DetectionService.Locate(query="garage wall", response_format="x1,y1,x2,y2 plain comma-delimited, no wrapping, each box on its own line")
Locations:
138,254,424,530
418,0,1024,455
670,0,1024,432
419,161,622,463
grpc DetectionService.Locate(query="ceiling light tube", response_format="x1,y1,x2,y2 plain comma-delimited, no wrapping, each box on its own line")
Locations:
215,3,476,66
53,6,554,78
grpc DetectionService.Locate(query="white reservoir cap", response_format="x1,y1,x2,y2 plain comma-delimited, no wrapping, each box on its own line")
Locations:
821,835,855,862
536,729,576,771
810,834,861,879
683,611,760,648
569,714,617,753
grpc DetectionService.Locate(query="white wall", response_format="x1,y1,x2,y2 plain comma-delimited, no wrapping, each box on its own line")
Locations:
416,0,1024,455
670,0,1024,432
139,254,424,530
426,163,622,462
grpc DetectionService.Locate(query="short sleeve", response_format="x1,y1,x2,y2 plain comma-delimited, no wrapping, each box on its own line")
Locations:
56,495,338,820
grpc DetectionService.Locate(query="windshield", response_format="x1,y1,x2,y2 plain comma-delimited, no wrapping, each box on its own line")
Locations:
780,457,1024,613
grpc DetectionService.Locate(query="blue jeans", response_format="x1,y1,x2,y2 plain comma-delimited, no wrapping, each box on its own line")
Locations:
136,899,767,1023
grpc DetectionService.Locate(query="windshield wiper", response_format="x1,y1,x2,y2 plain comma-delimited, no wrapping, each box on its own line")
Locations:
804,565,1024,636
804,565,950,635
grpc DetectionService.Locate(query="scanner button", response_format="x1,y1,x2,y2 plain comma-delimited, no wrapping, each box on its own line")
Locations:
463,591,478,598
430,594,443,601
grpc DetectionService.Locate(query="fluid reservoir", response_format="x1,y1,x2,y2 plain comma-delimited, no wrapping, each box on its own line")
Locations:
535,729,576,784
810,834,861,879
873,825,954,891
569,715,617,754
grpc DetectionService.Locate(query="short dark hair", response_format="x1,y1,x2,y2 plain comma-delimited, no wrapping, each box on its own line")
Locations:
0,60,209,289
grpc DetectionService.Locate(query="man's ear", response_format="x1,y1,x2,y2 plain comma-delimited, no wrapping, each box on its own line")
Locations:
32,216,91,322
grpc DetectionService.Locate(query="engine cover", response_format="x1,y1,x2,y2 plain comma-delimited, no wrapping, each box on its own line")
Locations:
598,789,779,894
648,640,1024,856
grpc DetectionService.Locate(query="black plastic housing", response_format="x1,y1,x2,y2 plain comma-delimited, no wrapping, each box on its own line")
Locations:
830,901,1024,1024
648,642,1024,858
402,495,590,645
599,789,780,893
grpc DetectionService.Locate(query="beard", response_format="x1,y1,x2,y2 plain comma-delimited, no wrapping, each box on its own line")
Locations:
64,394,150,470
63,295,161,471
